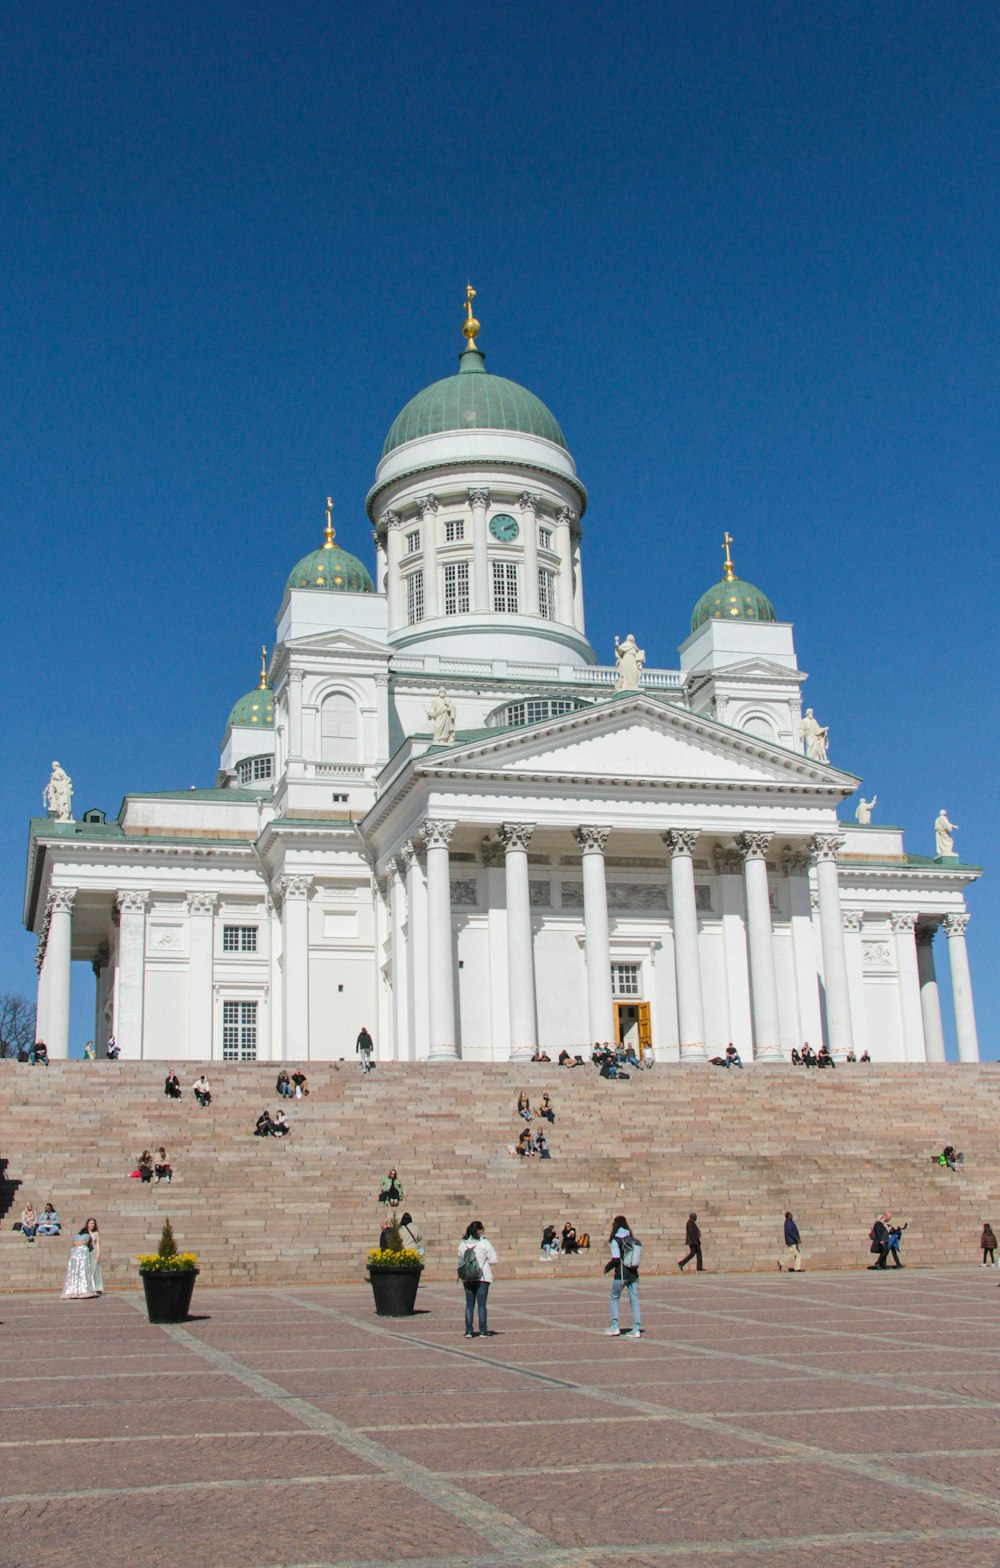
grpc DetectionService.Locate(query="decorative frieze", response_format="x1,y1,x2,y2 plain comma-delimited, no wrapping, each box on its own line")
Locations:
714,847,743,877
450,878,478,907
528,880,551,908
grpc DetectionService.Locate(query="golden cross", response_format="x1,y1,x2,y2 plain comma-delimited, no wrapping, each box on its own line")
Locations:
324,496,335,547
465,283,476,322
259,645,268,688
722,531,735,579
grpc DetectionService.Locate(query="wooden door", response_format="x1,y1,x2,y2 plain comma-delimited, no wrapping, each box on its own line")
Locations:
637,1002,652,1055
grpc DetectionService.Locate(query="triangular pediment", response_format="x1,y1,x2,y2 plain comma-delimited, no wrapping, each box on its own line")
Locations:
287,628,388,657
710,657,807,683
420,693,857,790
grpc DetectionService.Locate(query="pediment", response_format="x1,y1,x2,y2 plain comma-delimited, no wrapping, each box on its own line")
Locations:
421,694,857,790
710,657,807,684
287,628,388,657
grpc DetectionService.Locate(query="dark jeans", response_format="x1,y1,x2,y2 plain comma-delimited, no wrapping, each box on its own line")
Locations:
679,1246,703,1271
195,1090,211,1105
464,1280,489,1334
984,1248,995,1264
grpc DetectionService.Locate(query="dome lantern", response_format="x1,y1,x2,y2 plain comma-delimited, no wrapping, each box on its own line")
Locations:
285,498,375,595
227,646,275,730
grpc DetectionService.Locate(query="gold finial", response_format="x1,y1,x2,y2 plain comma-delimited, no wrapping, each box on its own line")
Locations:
722,531,736,581
324,496,336,549
462,283,480,349
259,645,268,689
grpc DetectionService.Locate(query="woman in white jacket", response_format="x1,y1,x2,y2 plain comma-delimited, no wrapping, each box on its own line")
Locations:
458,1219,498,1338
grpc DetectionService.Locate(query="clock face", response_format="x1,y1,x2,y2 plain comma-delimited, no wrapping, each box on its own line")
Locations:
489,513,520,543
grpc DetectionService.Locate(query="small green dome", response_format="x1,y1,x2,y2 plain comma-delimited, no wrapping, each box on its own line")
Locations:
691,574,776,632
382,346,567,457
228,684,275,729
286,542,374,595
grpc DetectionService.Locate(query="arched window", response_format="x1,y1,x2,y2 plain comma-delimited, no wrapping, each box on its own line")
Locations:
320,693,358,764
741,714,777,742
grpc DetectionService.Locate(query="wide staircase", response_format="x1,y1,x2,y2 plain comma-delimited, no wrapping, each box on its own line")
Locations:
1,1061,997,1292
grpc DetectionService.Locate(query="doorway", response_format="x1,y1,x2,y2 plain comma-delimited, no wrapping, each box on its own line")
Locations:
614,1001,652,1058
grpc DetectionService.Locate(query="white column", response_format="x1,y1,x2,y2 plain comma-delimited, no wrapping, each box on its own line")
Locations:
519,492,541,615
500,822,537,1060
482,838,511,1057
715,848,753,1057
916,923,947,1063
469,488,491,613
279,876,311,1061
555,506,577,626
944,912,979,1062
403,842,429,1060
382,510,403,632
841,910,868,1055
116,890,148,1059
92,957,104,1050
423,819,457,1060
45,888,76,1058
738,833,782,1061
288,669,304,761
386,857,409,1061
784,848,824,1049
663,830,706,1061
186,893,216,1060
417,495,440,618
34,896,54,1046
571,524,586,633
575,826,614,1043
891,912,926,1062
372,527,388,596
810,834,855,1059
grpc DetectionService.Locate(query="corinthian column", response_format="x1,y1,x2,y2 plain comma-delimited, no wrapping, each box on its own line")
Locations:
809,834,854,1059
468,488,490,612
891,912,925,1062
663,830,706,1061
500,823,537,1061
381,511,403,631
423,819,458,1060
737,833,782,1061
575,826,614,1043
116,890,149,1059
385,857,409,1061
555,507,577,625
45,888,77,1059
186,893,217,1059
915,924,946,1063
416,495,440,618
519,492,541,615
278,876,311,1061
944,912,979,1062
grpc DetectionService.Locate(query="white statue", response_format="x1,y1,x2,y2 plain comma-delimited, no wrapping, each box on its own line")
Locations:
934,809,958,857
800,708,830,764
613,633,645,692
42,760,73,822
855,795,877,825
426,688,456,744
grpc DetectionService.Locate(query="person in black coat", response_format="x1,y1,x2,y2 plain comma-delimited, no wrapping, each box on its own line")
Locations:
869,1214,890,1268
678,1212,703,1272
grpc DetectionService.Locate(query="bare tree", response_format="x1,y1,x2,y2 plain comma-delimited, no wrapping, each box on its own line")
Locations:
0,992,37,1058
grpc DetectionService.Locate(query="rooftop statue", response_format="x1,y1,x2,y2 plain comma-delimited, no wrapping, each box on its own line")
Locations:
613,633,645,692
934,809,958,858
855,795,877,825
800,708,830,764
43,761,73,822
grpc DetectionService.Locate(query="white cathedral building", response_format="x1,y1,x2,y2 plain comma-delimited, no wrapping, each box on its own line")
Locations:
24,295,981,1065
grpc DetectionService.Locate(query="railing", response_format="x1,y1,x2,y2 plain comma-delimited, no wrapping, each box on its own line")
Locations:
390,654,685,689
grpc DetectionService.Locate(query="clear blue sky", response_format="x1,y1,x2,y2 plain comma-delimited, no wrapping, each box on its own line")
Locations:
4,2,997,1057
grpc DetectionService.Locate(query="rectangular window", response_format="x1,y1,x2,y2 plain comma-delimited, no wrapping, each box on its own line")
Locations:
223,925,258,953
610,963,641,997
443,560,470,615
222,1000,257,1060
538,568,555,619
538,526,552,550
405,529,421,555
406,570,424,625
492,560,519,613
444,519,465,542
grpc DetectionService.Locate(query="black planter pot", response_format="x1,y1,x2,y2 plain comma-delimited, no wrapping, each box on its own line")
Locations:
140,1269,199,1323
367,1265,423,1316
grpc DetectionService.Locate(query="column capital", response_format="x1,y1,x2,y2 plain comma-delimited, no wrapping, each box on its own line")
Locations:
480,835,506,869
518,490,541,514
713,846,743,876
116,890,148,916
383,855,404,887
575,824,611,855
289,667,305,686
943,911,970,937
467,487,491,508
841,909,863,932
555,505,578,529
185,892,217,916
915,922,939,947
737,832,772,862
415,493,440,517
498,822,535,854
379,508,402,532
49,886,78,914
421,818,455,851
276,875,311,901
782,846,813,875
810,833,844,863
400,839,421,873
662,828,698,858
890,911,918,934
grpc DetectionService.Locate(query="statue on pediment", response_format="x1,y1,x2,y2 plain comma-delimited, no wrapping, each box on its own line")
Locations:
426,688,456,744
43,761,73,822
614,633,645,691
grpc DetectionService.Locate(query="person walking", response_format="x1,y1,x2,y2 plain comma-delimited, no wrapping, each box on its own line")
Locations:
678,1212,703,1272
886,1217,906,1268
457,1219,497,1338
356,1026,374,1073
779,1211,803,1272
980,1221,997,1267
869,1214,890,1268
604,1215,642,1336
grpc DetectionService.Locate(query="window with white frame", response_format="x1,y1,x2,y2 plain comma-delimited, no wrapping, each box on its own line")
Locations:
222,1000,258,1059
406,570,424,624
538,568,555,619
492,559,518,613
405,529,420,555
223,925,258,953
444,518,465,542
443,560,470,615
610,963,641,997
538,526,552,549
235,755,273,785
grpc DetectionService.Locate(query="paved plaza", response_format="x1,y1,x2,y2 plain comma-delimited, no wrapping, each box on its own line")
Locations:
2,1269,999,1567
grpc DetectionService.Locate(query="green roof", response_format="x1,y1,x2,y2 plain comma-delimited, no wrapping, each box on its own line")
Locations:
382,345,566,457
692,574,776,633
286,542,374,595
227,684,275,729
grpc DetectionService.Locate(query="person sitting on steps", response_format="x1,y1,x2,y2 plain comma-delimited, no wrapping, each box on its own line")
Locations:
254,1109,275,1137
154,1147,172,1183
137,1150,154,1182
378,1169,404,1206
192,1074,211,1107
164,1071,182,1099
272,1109,291,1137
561,1221,579,1254
276,1070,293,1099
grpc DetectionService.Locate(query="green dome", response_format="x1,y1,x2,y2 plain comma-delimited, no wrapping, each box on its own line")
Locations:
228,683,275,729
691,574,776,632
382,346,567,457
286,542,374,595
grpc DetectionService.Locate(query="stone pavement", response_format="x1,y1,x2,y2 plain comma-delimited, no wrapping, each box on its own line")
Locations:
2,1269,1000,1568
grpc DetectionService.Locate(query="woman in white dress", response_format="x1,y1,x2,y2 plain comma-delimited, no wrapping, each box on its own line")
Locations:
62,1224,97,1299
85,1218,104,1294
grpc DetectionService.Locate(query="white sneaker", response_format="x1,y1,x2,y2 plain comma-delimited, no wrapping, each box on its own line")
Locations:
605,1326,620,1336
626,1328,642,1337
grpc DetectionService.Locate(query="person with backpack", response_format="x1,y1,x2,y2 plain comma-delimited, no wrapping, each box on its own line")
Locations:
457,1219,498,1338
980,1221,997,1266
603,1214,641,1337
